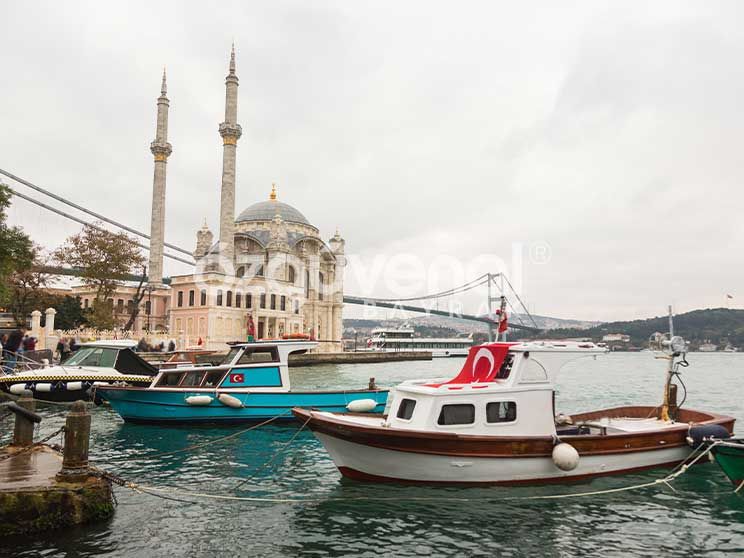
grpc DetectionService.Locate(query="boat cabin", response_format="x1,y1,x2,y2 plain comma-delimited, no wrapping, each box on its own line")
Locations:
383,341,607,436
61,342,158,376
148,340,317,392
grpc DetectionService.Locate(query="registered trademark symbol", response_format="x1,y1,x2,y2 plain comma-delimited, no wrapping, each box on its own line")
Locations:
529,242,552,264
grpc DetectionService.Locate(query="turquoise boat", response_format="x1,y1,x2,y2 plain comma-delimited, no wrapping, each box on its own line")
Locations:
95,340,389,424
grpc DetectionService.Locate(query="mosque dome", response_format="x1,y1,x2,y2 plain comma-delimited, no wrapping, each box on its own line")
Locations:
235,184,313,227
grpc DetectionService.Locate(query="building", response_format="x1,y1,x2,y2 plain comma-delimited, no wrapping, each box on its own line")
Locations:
71,47,346,351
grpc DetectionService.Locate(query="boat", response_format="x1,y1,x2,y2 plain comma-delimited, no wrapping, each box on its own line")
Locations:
95,340,390,424
367,326,473,357
708,438,744,489
698,341,718,352
293,335,735,485
0,340,157,403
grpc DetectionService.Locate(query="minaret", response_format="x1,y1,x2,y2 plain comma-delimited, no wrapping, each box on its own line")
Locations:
148,68,172,286
217,44,242,267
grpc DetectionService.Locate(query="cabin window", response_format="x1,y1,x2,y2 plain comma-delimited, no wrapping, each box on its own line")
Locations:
520,359,548,383
202,370,226,387
237,347,279,364
64,347,117,368
437,404,475,426
220,347,241,365
496,354,515,379
396,398,417,420
157,372,184,386
180,371,206,387
486,402,517,423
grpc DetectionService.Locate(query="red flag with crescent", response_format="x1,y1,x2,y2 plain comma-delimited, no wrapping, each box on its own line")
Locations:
427,343,516,386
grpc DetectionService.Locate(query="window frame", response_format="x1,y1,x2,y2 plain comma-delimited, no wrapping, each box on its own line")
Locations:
436,402,476,428
396,398,417,421
485,401,518,425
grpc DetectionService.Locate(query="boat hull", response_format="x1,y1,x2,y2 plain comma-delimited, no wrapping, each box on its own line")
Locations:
316,432,692,485
295,406,735,485
711,442,744,487
97,387,390,424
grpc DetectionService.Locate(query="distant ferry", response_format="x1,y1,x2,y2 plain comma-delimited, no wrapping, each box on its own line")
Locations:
698,342,718,352
367,327,473,357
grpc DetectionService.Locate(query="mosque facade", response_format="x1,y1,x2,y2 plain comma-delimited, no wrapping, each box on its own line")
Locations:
72,47,346,352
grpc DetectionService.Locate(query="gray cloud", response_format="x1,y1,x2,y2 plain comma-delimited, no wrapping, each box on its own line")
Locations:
1,1,742,322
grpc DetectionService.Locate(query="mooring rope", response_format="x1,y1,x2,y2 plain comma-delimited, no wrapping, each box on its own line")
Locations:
98,440,733,506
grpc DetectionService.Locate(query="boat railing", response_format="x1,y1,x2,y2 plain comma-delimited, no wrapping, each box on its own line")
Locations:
1,350,52,374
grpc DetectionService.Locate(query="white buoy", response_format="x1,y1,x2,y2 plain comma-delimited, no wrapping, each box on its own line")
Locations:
9,384,27,395
185,395,213,406
34,383,53,393
552,442,580,471
66,381,84,391
217,393,243,408
346,398,377,413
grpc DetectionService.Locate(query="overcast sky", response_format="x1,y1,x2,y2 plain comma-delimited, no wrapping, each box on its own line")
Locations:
2,1,742,322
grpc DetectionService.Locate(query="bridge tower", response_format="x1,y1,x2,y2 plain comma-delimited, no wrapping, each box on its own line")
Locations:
148,68,172,286
217,44,242,268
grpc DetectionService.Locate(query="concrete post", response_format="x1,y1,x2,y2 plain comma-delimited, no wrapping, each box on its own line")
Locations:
57,401,91,481
44,308,56,335
30,310,42,335
12,392,36,447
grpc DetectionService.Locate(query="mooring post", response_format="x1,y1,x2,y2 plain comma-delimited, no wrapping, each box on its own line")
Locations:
368,377,377,390
57,400,91,481
12,391,36,447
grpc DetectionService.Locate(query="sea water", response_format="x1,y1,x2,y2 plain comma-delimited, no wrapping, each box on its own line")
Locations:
3,353,744,557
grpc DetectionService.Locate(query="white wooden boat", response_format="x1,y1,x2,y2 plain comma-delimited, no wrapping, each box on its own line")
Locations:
294,339,735,485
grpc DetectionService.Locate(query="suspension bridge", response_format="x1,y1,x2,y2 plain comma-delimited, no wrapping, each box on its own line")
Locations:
1,168,541,336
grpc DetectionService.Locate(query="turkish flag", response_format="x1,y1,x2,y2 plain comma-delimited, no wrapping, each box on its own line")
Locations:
230,373,244,384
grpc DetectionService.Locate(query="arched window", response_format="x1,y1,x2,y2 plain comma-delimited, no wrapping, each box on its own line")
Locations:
260,293,266,309
236,292,242,308
247,293,253,309
200,289,207,305
280,295,286,311
226,291,233,307
294,299,300,314
305,270,310,298
236,266,245,278
318,273,324,301
217,290,223,306
287,265,296,284
270,294,276,310
255,264,264,277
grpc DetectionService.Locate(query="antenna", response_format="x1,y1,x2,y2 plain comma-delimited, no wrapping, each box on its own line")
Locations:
668,305,674,338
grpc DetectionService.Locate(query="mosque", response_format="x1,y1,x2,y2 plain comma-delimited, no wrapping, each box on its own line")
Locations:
72,47,346,352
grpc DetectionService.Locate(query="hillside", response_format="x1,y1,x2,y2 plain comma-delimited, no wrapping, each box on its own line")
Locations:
521,308,744,349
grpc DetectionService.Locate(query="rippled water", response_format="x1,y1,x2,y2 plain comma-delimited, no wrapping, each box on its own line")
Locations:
3,353,744,557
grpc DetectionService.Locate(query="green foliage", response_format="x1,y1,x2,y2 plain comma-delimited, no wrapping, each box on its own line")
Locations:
51,295,87,330
0,184,34,303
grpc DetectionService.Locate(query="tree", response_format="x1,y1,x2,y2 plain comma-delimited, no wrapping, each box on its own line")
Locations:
5,247,52,326
123,265,147,331
53,223,146,329
0,183,35,304
51,295,87,330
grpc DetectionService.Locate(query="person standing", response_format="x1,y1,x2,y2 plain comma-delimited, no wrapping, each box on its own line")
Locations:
246,314,256,343
4,327,26,373
167,339,176,352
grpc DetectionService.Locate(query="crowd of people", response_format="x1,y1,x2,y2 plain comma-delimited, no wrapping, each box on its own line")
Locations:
136,338,177,352
0,326,46,372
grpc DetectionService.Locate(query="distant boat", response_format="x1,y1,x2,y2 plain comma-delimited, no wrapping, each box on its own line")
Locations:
698,342,718,352
723,344,739,353
366,326,473,357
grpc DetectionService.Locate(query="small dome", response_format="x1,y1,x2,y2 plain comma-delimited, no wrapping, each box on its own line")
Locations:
236,200,311,226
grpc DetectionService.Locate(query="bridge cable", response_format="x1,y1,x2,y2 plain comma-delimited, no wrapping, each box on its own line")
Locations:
0,168,193,257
